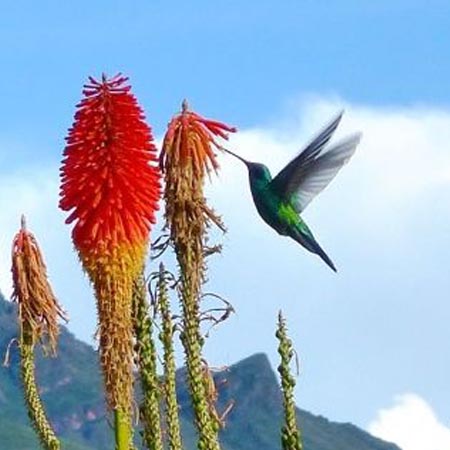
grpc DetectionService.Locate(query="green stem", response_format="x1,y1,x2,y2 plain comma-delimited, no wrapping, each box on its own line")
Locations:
157,264,183,450
20,328,60,450
114,408,133,450
276,311,303,450
179,267,221,450
132,275,163,450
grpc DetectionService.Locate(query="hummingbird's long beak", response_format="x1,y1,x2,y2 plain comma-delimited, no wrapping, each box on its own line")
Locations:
220,146,249,166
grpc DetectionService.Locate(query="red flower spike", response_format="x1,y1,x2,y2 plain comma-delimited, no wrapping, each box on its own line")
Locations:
59,75,161,414
59,74,161,256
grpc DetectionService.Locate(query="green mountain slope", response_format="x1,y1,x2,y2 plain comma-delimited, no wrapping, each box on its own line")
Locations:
0,296,400,450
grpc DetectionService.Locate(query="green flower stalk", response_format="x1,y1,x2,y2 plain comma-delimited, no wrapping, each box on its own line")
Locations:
20,339,60,450
155,263,183,450
132,274,163,450
160,101,236,450
11,216,67,450
276,311,302,450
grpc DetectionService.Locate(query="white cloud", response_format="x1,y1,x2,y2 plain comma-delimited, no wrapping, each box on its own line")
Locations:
222,97,450,203
369,394,450,450
209,98,450,250
2,96,450,344
1,97,450,432
0,167,59,293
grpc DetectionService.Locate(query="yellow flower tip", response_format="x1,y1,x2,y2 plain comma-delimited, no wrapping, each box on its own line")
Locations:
80,241,147,289
79,240,147,413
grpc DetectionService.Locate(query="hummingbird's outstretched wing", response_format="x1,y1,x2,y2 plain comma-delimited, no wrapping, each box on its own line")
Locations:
278,111,344,179
270,114,361,212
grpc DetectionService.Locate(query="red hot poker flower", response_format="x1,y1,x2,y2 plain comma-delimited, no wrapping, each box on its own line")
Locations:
58,74,161,417
59,74,161,257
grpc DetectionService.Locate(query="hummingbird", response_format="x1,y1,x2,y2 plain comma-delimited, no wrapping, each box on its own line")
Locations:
222,111,362,272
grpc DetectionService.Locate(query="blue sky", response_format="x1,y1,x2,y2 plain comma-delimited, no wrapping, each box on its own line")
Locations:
1,2,450,449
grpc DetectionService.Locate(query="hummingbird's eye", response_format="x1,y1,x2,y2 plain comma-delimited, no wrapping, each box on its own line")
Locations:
255,165,265,177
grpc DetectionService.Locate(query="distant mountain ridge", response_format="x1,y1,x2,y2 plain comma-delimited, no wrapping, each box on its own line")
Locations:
0,296,401,450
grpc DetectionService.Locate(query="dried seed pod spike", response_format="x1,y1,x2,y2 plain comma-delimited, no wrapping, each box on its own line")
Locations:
11,216,64,449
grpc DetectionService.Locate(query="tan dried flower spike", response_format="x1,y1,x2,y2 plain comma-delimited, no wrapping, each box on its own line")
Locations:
11,215,67,354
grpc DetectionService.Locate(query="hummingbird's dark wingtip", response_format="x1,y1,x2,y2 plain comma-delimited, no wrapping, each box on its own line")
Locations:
336,109,345,123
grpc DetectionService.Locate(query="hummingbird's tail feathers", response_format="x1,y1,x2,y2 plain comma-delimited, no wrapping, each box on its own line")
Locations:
290,228,337,272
